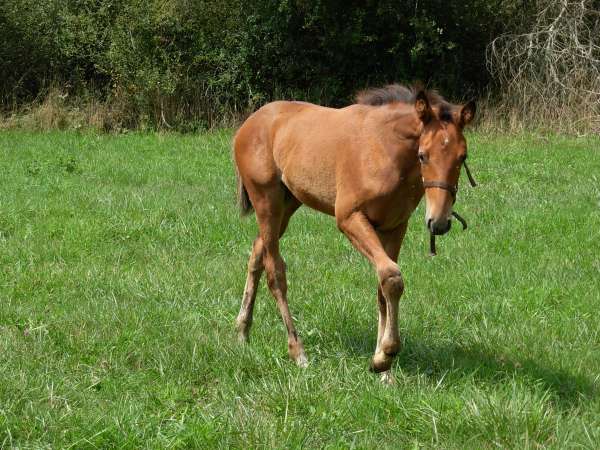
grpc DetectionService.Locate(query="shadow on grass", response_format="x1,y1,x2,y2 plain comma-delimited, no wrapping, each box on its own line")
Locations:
343,330,596,409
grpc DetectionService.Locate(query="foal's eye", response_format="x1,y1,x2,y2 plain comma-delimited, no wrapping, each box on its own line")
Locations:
418,153,427,163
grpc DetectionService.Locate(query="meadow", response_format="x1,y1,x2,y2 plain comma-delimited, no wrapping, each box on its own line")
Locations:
0,130,599,448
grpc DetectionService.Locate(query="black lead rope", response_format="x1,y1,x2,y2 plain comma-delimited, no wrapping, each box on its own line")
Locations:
451,211,468,230
429,233,437,257
428,161,477,257
463,161,477,188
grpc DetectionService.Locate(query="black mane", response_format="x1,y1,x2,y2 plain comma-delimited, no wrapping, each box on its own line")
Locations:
355,84,454,122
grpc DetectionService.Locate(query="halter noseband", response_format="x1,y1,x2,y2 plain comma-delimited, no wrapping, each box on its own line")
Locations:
422,180,458,198
422,160,477,199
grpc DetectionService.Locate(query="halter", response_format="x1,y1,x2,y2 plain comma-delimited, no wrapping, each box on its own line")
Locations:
421,125,478,256
422,161,477,200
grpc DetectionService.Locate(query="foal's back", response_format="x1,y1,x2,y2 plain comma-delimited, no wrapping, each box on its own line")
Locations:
234,100,407,215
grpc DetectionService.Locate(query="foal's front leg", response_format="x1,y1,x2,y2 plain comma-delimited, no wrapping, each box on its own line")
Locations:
375,224,408,383
338,212,406,374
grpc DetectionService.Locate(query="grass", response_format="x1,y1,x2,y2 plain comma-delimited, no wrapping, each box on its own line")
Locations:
0,129,599,449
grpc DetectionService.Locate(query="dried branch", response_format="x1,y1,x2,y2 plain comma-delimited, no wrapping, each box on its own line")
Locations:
486,0,600,133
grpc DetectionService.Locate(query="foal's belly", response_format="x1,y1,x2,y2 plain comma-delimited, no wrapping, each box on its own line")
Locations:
281,169,336,216
274,133,339,216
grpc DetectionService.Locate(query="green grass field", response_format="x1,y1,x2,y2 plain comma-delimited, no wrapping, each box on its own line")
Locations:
1,130,599,449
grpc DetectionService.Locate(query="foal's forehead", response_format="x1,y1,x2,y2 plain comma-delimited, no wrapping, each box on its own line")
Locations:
427,121,466,153
432,119,464,139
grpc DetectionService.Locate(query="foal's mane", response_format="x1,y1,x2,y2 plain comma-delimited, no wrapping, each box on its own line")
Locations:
355,84,454,122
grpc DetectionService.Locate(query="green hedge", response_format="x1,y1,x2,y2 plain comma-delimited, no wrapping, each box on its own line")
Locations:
0,0,530,129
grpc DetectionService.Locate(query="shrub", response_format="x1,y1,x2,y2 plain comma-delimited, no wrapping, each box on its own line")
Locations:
1,0,554,131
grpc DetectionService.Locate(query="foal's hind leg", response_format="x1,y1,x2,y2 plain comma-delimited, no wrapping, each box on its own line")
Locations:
236,236,264,342
250,188,307,367
236,200,300,343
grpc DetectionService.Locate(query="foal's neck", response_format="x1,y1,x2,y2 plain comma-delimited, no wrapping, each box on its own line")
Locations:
385,103,421,135
376,104,422,156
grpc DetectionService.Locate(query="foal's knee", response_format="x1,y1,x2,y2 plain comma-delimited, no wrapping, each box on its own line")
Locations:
378,265,404,299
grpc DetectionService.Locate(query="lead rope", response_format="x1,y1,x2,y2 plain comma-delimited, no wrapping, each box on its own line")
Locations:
429,162,477,256
463,161,477,188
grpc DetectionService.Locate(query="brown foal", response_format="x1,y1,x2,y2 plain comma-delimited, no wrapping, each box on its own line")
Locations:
233,84,475,380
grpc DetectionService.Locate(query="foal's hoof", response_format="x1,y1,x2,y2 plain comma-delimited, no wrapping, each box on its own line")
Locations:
237,332,249,344
235,325,250,344
370,351,394,373
289,342,308,368
380,371,395,385
235,319,251,344
294,352,309,368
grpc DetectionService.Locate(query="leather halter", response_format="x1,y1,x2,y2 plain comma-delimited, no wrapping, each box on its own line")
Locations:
422,160,477,199
423,160,477,256
422,180,458,197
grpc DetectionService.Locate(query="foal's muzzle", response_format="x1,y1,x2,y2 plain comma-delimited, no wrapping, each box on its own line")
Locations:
423,161,477,256
427,218,451,235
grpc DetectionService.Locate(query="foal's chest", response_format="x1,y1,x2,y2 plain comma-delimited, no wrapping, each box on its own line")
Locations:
365,173,424,230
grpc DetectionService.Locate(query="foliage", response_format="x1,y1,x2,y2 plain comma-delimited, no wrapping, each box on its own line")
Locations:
0,0,527,129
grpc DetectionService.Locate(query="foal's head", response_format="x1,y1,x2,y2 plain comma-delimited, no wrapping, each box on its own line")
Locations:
414,91,476,235
356,84,476,235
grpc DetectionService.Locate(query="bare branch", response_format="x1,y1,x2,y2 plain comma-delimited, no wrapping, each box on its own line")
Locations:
486,0,600,133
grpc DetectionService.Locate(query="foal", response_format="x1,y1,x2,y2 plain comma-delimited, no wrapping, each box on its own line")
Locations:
233,85,475,378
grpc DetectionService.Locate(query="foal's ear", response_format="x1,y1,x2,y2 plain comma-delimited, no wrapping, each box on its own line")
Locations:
459,100,476,128
415,90,432,124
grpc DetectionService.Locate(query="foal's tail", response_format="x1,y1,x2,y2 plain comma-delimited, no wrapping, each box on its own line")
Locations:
236,169,254,217
233,125,254,217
